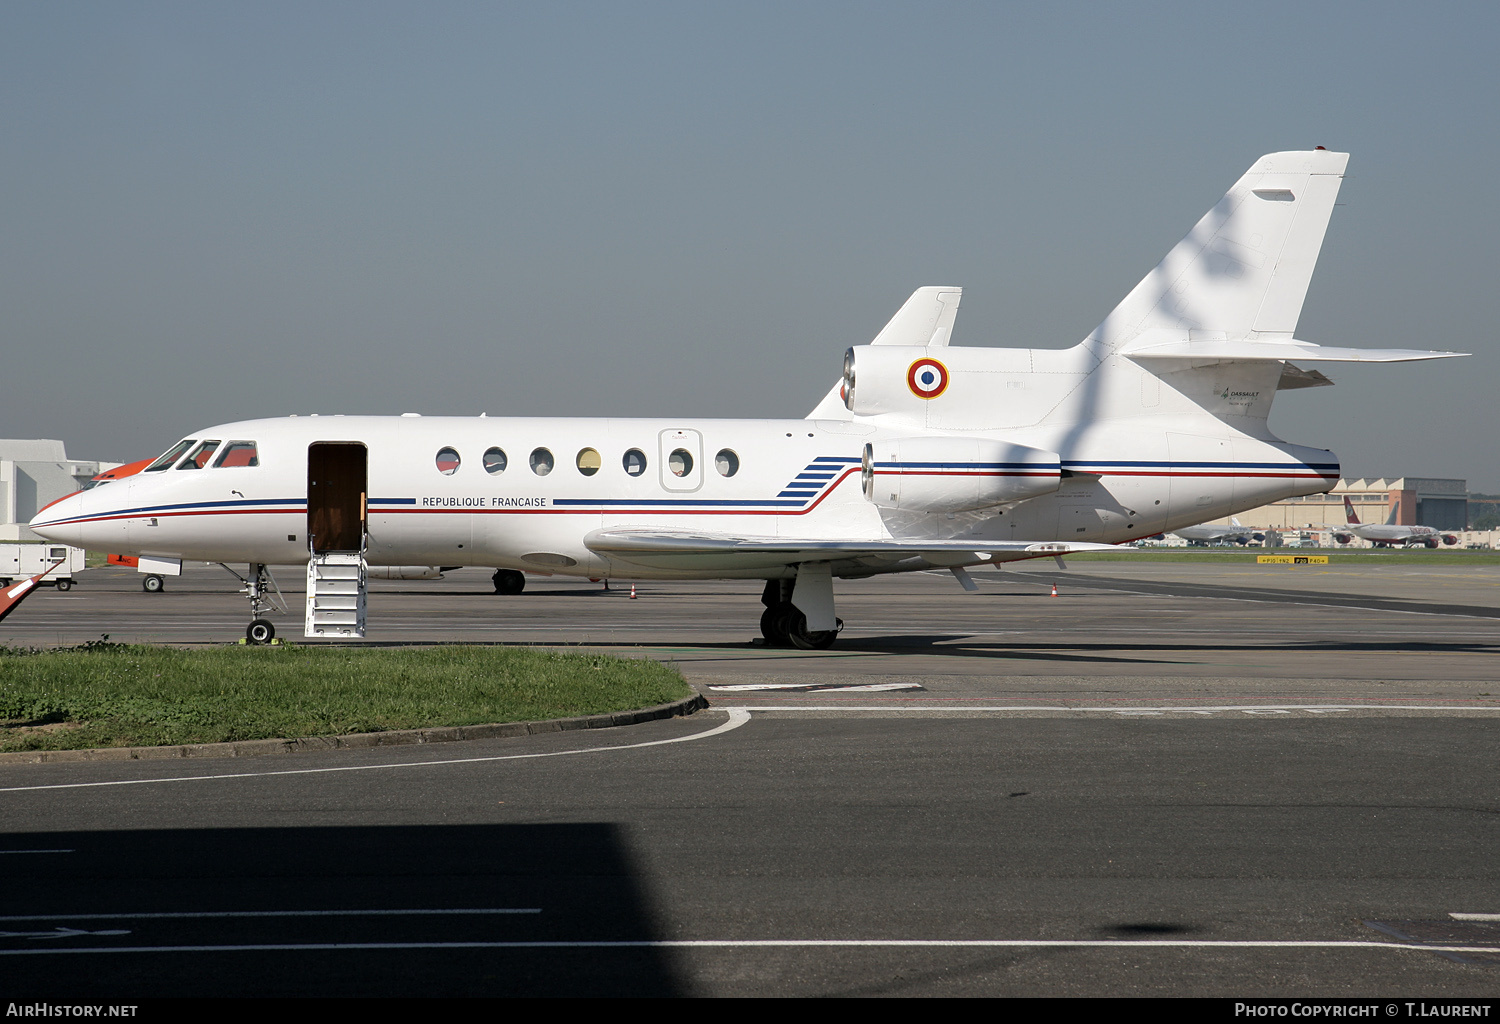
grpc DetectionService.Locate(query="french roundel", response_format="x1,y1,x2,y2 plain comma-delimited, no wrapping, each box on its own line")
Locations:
906,357,949,399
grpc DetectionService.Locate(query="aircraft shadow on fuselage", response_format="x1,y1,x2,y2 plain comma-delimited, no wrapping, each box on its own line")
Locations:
0,822,682,999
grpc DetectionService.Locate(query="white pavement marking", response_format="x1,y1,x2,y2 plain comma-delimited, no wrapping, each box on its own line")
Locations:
0,709,752,794
1450,913,1500,921
0,849,74,855
707,683,923,693
1,938,1498,956
0,909,542,922
724,704,1500,714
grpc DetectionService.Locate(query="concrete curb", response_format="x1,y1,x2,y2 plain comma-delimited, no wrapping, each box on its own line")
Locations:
0,693,709,764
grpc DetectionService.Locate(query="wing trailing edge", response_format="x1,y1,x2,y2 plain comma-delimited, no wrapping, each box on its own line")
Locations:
585,528,1122,572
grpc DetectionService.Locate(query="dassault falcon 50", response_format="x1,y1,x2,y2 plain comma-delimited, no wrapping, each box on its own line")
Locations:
31,149,1464,646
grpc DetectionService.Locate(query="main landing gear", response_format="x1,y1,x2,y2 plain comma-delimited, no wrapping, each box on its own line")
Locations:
492,569,526,595
218,563,285,644
759,577,842,650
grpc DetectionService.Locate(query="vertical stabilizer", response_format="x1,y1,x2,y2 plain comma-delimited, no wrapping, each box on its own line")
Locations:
1097,150,1348,356
1344,496,1361,525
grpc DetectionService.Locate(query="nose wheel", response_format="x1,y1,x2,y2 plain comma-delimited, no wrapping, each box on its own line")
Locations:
247,619,275,644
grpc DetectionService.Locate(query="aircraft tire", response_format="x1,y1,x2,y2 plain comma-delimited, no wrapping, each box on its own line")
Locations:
492,570,526,595
786,609,839,651
143,574,165,593
246,619,275,644
760,605,791,646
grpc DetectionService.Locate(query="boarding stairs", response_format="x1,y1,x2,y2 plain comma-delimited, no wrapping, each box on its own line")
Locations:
305,544,367,638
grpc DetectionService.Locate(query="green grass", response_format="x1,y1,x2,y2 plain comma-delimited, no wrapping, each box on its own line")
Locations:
1063,548,1500,565
0,642,692,752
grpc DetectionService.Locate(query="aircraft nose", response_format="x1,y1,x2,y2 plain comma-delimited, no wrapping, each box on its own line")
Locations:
29,491,91,547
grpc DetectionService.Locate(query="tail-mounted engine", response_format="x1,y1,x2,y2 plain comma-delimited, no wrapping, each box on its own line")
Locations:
861,437,1062,514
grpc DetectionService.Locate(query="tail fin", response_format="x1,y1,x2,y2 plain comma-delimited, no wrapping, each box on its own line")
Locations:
1094,150,1348,355
1231,517,1243,527
1344,496,1361,525
1385,500,1399,526
808,286,962,419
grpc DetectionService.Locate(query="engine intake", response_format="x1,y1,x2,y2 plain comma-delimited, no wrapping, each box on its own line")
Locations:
861,437,1062,514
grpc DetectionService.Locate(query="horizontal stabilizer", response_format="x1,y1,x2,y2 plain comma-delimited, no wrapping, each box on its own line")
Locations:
1125,333,1466,364
587,528,1121,571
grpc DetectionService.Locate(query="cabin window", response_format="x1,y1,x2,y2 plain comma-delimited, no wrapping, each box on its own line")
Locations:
668,448,694,478
435,447,461,475
575,448,601,476
483,447,507,474
715,449,739,477
177,440,221,470
214,441,259,468
530,448,554,476
144,439,195,472
622,448,647,476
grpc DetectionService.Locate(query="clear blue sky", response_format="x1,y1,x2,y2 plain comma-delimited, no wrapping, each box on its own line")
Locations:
2,2,1496,487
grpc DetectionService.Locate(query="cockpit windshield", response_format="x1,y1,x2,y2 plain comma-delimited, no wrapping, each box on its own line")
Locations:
213,441,259,468
144,439,196,472
177,440,221,470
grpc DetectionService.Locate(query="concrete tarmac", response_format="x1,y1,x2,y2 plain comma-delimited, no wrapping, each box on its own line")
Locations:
2,559,1498,996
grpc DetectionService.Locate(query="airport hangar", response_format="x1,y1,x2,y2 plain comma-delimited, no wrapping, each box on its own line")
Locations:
1186,476,1471,533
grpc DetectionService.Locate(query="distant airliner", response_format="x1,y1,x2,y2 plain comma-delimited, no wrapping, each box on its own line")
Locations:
31,150,1465,646
1172,517,1263,546
1334,496,1458,548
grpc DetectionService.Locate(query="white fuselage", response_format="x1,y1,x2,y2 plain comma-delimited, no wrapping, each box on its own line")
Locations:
31,412,1338,579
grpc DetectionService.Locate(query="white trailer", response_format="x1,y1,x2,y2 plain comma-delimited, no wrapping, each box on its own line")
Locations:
0,543,86,590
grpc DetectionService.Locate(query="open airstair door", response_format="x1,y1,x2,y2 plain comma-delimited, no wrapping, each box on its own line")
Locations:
305,442,368,638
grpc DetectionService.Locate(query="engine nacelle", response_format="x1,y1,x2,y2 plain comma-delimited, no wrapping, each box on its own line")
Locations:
842,345,954,416
861,437,1061,514
1443,534,1459,546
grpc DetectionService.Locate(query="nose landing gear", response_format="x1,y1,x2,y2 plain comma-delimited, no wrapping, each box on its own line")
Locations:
217,563,286,644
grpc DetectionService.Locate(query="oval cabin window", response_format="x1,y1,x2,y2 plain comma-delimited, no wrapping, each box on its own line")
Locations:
530,448,554,476
622,449,647,476
435,447,461,475
668,448,693,478
483,447,507,474
715,449,739,477
575,448,601,476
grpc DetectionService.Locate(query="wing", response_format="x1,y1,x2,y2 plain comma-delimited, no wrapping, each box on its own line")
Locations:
584,528,1123,572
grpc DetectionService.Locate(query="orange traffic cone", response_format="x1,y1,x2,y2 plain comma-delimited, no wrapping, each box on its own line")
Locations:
629,584,637,600
1050,583,1058,597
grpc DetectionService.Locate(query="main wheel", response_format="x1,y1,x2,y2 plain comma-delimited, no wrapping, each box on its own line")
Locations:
786,609,841,651
492,569,526,595
759,604,791,645
55,579,73,592
143,574,165,593
246,619,275,644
